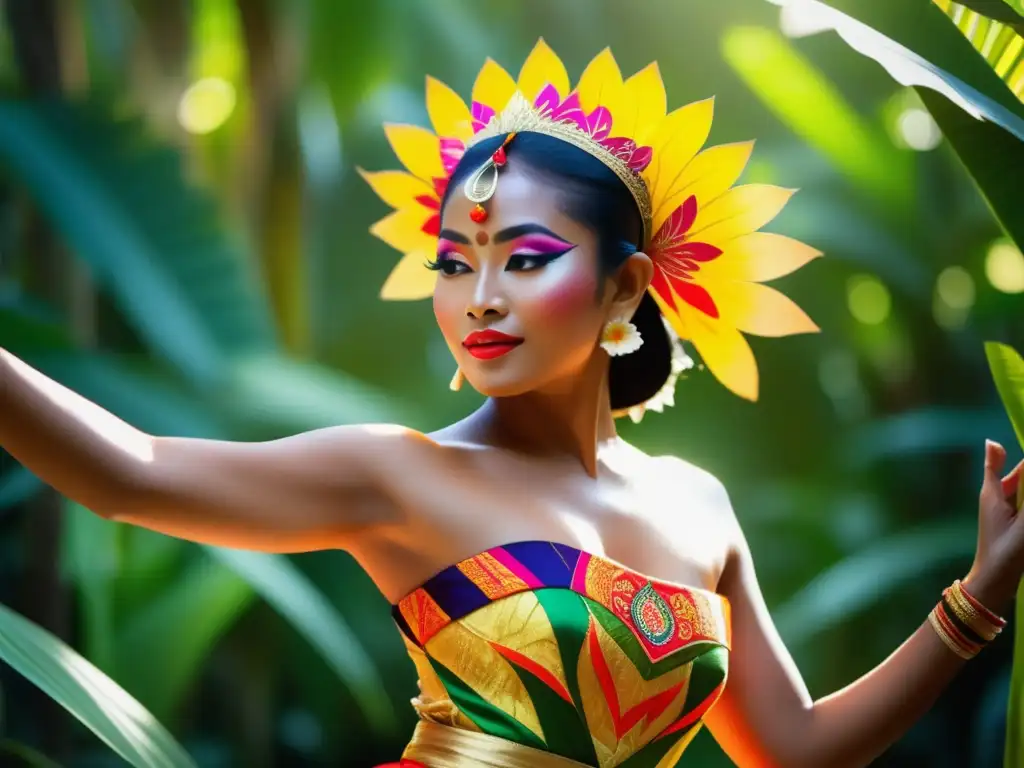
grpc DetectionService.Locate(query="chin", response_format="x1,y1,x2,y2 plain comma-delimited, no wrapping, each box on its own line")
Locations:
465,374,538,398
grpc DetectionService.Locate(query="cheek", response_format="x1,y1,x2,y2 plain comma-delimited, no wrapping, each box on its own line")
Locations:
523,263,600,324
432,289,462,342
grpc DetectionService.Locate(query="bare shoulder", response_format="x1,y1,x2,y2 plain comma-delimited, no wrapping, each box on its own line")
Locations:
648,452,744,551
648,453,734,513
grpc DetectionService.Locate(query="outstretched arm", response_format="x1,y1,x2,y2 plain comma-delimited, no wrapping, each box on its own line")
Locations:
705,441,1023,768
0,348,414,552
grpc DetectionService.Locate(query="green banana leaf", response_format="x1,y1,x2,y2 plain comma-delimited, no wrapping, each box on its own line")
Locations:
767,0,1024,249
775,519,976,644
984,342,1024,767
954,0,1024,28
934,0,1024,76
114,555,256,723
721,26,913,213
207,547,398,734
985,342,1024,455
0,601,197,768
767,0,1024,139
0,100,277,388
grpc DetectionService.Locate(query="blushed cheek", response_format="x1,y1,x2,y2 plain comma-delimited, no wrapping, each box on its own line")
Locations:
526,270,600,322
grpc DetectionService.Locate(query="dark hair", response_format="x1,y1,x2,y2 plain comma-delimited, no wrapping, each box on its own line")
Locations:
443,132,671,412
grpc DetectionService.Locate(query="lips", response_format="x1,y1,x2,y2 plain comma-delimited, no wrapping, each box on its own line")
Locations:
462,329,524,360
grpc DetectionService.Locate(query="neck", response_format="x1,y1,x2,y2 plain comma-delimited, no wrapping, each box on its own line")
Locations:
480,353,617,477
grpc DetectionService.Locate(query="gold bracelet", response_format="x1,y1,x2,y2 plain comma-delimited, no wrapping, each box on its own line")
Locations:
952,580,1006,638
928,606,976,660
944,585,999,642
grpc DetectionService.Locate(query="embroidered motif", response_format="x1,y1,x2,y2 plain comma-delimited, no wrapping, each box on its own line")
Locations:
583,555,619,603
457,552,529,600
669,591,717,642
629,583,676,646
398,589,452,645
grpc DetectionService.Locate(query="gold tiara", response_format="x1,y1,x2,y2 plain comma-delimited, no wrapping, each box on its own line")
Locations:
360,39,822,405
468,92,653,243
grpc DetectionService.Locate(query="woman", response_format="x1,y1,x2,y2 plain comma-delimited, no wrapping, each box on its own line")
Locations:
2,41,1022,768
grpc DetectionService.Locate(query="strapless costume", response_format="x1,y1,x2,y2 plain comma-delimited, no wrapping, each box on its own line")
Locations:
377,541,731,768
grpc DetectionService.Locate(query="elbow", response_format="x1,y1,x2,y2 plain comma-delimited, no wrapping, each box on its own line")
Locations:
87,471,151,521
89,441,159,521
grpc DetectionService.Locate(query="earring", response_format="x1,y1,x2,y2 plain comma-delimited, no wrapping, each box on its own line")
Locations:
600,318,643,356
449,367,465,391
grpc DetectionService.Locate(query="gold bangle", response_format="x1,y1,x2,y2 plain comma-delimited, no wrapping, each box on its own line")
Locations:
928,606,976,660
944,587,996,642
949,581,1004,641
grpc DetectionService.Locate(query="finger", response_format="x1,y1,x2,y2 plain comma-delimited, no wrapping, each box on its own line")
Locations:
1002,457,1024,500
983,440,1007,495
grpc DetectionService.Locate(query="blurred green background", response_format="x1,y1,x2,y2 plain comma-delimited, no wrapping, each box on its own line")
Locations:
1,0,1023,766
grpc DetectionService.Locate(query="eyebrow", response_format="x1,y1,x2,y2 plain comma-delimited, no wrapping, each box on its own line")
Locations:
438,229,470,244
494,223,570,244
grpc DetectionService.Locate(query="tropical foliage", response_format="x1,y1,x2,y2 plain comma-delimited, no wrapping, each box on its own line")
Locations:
0,0,1022,766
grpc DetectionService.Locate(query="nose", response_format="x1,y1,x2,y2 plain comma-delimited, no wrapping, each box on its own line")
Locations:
465,273,509,320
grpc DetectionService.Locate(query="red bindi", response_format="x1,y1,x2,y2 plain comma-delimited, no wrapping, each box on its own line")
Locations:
475,230,490,246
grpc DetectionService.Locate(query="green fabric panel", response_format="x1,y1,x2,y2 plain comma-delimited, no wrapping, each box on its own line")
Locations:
681,646,728,712
428,656,546,751
587,598,721,679
617,723,701,768
535,590,592,720
504,647,600,765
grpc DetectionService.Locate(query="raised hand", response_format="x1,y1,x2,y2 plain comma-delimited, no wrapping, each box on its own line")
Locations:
964,440,1024,612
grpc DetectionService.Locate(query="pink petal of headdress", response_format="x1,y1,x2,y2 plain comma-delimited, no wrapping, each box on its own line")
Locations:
471,101,495,133
439,138,465,176
549,92,585,128
585,106,612,140
533,84,562,115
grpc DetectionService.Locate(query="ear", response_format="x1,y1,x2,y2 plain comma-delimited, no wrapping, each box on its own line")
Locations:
606,251,654,319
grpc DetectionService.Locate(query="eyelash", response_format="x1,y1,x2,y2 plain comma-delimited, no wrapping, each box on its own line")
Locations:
426,247,572,276
425,254,468,275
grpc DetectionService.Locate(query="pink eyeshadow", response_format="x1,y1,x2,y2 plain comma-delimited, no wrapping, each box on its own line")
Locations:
509,234,575,254
436,238,463,257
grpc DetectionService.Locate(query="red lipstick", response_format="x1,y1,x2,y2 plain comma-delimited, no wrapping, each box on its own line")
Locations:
462,329,524,360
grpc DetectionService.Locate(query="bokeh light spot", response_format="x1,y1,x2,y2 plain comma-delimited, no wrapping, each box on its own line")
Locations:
896,108,941,151
985,242,1024,294
178,77,236,135
936,266,975,310
847,274,891,325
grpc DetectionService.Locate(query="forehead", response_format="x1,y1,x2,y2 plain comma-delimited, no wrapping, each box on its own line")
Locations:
442,164,585,237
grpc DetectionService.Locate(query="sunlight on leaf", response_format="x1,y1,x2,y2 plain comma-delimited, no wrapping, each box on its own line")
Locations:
0,602,196,767
768,0,1024,141
985,342,1024,454
226,353,413,430
722,26,912,211
207,547,398,737
938,0,1024,39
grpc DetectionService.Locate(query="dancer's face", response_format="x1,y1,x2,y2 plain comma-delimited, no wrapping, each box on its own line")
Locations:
434,164,638,398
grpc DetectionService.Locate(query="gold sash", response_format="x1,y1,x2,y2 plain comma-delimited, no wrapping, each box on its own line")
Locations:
402,720,594,767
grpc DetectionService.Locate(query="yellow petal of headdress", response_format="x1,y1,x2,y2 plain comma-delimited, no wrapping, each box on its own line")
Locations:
361,39,821,406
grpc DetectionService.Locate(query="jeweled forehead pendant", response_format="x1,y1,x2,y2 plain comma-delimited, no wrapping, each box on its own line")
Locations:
463,132,517,224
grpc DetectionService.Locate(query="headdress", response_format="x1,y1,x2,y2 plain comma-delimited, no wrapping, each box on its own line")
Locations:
360,39,821,412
